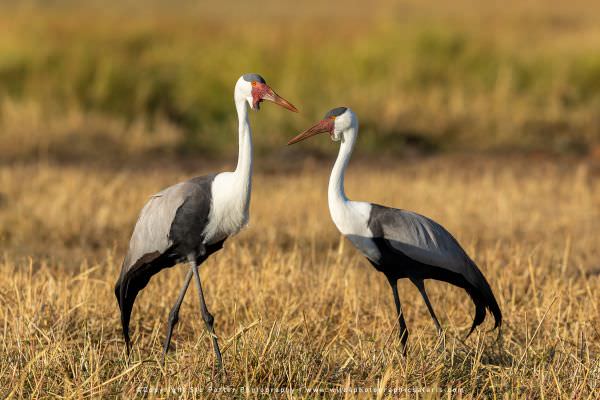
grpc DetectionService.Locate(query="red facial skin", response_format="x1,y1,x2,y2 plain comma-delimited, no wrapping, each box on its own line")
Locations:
251,82,298,112
287,118,335,145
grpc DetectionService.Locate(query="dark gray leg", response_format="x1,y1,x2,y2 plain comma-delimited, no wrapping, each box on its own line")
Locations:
412,279,442,334
190,257,224,370
388,278,408,353
161,269,193,365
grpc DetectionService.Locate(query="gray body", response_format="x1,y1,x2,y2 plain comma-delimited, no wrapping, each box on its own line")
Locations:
121,176,214,272
366,205,483,283
352,204,501,337
114,175,226,357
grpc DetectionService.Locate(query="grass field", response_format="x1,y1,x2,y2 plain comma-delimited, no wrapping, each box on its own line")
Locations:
1,157,599,398
1,0,600,398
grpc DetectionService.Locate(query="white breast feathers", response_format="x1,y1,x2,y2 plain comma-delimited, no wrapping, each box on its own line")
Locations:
329,200,373,238
202,172,251,244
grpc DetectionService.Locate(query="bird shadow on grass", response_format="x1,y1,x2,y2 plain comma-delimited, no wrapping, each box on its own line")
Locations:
321,329,514,389
403,329,514,372
452,329,514,367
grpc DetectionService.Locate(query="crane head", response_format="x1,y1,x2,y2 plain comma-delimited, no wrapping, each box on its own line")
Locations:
237,73,298,112
288,107,354,145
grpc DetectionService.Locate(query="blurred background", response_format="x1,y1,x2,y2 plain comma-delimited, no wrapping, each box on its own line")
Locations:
2,0,600,165
1,3,599,396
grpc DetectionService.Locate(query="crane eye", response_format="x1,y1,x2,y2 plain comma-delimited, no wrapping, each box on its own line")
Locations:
251,81,257,87
329,115,336,120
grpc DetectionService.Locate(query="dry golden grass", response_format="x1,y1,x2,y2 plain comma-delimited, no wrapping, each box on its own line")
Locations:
2,1,600,398
1,156,599,398
0,0,600,399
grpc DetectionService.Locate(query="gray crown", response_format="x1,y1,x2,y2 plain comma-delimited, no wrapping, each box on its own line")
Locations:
242,73,266,84
324,107,348,119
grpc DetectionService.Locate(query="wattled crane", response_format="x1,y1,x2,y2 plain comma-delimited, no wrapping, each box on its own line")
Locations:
288,107,501,352
115,74,297,369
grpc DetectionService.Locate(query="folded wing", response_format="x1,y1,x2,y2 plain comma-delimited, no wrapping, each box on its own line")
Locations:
369,204,501,333
114,177,214,349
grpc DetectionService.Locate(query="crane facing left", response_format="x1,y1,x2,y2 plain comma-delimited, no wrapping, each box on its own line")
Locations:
114,74,298,371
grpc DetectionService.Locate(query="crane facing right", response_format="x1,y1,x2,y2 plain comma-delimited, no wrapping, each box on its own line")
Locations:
288,107,502,352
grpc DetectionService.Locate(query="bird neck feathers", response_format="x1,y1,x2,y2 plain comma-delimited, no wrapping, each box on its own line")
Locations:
234,96,253,191
328,127,357,208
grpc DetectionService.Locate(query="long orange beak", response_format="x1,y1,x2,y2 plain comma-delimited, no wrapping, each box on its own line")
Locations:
287,119,334,145
255,83,298,112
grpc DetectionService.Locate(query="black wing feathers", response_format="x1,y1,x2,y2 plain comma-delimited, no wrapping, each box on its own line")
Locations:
115,249,178,351
114,174,216,350
168,175,215,256
369,204,502,334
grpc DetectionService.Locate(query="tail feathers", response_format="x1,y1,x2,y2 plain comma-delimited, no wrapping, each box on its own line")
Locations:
115,268,141,354
466,293,487,338
114,281,131,354
464,273,502,337
486,287,502,331
114,251,174,353
478,275,502,331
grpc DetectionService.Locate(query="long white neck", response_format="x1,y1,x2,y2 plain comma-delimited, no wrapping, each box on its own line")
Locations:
328,127,357,210
233,97,253,188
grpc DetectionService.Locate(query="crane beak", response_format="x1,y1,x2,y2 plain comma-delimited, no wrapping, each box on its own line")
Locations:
254,83,298,112
287,119,334,145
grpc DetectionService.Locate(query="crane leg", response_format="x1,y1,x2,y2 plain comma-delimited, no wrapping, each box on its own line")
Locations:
189,257,224,371
411,279,442,335
161,268,193,365
388,277,409,354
